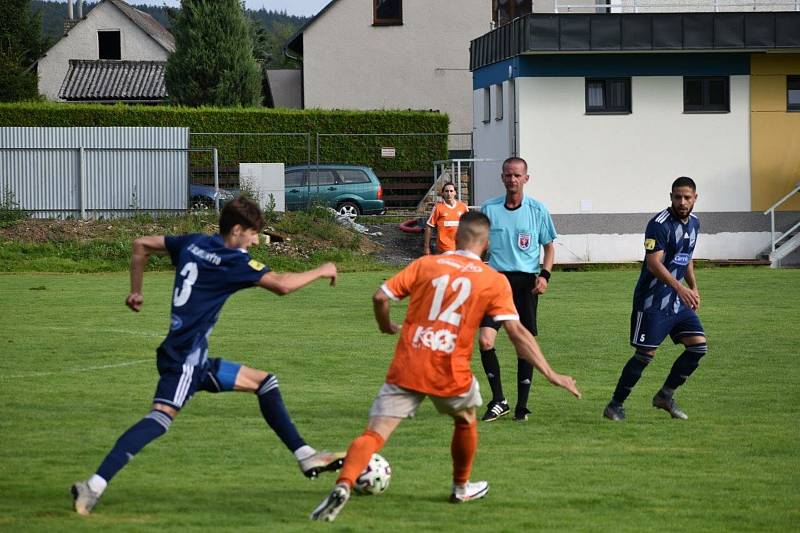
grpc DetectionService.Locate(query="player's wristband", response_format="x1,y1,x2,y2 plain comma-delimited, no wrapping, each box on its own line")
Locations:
539,269,551,282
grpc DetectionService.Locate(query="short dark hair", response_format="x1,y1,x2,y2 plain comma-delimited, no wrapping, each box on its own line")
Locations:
502,156,528,173
672,176,696,191
456,211,490,247
219,196,265,236
441,182,456,192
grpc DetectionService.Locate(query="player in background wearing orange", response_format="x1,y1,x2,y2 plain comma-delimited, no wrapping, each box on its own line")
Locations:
310,212,581,522
423,182,469,255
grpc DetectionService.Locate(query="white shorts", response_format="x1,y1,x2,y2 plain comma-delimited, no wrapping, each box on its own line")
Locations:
368,378,483,419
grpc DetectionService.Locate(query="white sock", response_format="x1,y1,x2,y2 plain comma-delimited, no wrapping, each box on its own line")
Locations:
293,445,316,461
88,474,108,495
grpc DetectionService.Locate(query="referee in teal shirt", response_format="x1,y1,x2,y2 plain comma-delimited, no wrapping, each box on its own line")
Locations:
478,157,557,422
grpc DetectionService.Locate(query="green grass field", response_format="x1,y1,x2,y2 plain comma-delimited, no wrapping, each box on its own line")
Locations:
1,268,798,532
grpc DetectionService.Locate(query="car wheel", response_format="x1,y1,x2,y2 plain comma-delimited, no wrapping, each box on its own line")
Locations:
337,201,361,221
190,196,213,211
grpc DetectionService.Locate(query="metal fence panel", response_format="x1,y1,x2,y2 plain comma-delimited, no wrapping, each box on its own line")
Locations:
0,127,189,218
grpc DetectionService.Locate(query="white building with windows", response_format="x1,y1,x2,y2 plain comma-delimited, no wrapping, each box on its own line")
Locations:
35,0,174,103
286,0,492,139
471,9,800,263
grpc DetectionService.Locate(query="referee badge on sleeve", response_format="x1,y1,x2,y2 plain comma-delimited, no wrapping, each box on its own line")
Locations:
644,238,656,251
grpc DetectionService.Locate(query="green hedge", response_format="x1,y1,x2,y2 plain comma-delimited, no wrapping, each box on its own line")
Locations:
0,103,449,172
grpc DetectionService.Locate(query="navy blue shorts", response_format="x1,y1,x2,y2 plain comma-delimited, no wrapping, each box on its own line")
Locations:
630,307,705,350
153,352,241,410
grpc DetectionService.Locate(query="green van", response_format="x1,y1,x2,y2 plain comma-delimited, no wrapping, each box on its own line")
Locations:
284,165,385,219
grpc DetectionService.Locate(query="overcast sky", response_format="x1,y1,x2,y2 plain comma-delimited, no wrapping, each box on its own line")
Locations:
60,1,332,17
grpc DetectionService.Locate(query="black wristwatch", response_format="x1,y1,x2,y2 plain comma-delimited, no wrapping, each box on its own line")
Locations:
539,269,551,282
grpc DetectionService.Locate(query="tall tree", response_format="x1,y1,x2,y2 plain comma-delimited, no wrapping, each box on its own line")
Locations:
1,0,48,101
165,0,261,107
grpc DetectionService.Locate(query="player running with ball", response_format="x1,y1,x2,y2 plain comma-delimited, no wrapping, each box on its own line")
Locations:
310,211,581,522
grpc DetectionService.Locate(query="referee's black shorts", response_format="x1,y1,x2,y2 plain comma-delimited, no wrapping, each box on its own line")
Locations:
480,271,539,336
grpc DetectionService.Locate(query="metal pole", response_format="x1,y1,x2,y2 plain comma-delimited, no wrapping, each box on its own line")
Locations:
770,210,776,253
457,160,462,202
212,147,220,213
79,146,86,220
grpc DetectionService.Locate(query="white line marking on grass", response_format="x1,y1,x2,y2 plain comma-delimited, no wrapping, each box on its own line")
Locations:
3,359,150,379
43,326,163,338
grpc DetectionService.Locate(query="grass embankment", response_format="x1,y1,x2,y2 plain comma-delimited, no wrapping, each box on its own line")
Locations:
0,207,387,273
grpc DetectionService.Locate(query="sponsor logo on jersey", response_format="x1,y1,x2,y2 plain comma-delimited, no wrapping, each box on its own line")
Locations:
412,326,457,353
443,220,460,227
672,253,691,266
248,259,265,271
437,259,464,269
644,238,656,251
460,263,483,273
170,314,183,331
517,232,531,251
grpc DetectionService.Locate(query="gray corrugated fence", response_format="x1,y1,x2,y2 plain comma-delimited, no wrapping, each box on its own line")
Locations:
0,127,190,219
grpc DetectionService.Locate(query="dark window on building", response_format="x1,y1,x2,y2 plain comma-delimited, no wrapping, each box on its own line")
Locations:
684,76,729,113
585,78,631,114
493,0,532,27
98,30,121,60
788,76,800,112
374,0,402,26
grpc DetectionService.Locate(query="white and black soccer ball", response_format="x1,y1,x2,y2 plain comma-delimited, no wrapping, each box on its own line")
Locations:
354,453,391,495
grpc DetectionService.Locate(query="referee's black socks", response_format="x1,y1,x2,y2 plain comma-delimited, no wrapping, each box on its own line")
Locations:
480,348,505,403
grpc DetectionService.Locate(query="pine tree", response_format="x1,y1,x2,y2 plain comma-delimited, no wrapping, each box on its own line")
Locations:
165,0,261,107
0,0,48,102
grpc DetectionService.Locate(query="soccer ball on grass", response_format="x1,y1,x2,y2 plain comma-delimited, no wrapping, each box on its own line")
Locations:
354,453,391,495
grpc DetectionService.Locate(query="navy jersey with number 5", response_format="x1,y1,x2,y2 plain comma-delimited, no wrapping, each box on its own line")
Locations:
633,209,699,314
158,234,269,366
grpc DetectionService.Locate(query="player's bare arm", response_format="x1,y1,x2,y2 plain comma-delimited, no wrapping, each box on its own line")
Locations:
684,259,701,310
257,262,337,295
503,319,581,399
422,224,433,255
645,251,699,310
534,241,555,295
372,289,400,334
126,236,168,312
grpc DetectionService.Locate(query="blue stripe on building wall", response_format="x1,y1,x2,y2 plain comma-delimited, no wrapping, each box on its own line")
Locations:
473,53,750,89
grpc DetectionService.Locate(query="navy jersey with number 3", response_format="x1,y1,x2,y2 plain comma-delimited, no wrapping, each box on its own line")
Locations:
159,234,269,366
633,209,699,315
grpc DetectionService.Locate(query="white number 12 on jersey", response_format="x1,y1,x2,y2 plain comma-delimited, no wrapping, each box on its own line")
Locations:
428,274,472,326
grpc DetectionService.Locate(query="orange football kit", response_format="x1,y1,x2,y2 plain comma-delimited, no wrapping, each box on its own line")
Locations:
426,201,469,253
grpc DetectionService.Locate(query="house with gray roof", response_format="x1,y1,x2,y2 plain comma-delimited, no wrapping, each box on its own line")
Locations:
36,0,175,103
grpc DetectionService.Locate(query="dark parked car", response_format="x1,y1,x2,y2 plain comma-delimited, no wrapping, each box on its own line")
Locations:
284,165,385,219
190,184,237,209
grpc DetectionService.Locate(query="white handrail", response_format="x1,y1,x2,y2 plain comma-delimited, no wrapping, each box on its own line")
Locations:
763,181,800,254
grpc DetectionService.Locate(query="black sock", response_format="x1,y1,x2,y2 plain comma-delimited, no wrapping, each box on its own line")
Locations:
516,358,533,414
480,348,505,402
257,374,306,452
661,343,707,394
611,351,653,405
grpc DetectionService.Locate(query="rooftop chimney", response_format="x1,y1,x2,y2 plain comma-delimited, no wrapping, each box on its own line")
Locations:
77,0,83,19
67,0,73,20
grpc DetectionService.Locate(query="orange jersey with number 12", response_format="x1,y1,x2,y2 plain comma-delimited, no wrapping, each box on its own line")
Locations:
380,250,518,397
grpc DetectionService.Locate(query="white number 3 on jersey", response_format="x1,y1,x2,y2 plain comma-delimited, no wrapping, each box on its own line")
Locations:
173,262,198,307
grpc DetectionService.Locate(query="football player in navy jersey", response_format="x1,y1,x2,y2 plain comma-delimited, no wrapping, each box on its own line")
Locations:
72,197,344,515
604,177,706,422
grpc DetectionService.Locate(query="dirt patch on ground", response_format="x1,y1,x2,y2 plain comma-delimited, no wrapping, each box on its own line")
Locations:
364,221,425,267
